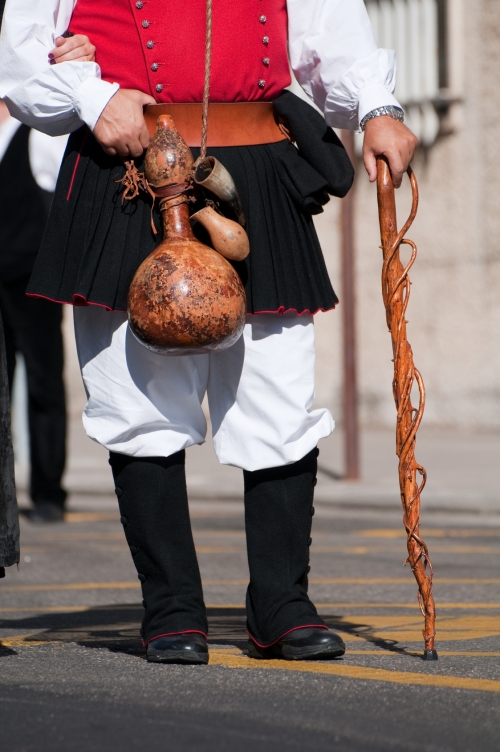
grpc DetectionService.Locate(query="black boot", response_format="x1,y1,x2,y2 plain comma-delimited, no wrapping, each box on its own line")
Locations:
244,448,335,649
109,451,208,655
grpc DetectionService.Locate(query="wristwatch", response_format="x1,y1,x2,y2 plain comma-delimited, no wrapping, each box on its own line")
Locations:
360,105,405,132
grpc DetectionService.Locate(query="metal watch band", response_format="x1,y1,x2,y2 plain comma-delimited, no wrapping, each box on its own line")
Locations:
360,105,405,132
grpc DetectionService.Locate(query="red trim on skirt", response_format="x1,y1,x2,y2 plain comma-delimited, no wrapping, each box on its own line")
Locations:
66,131,89,201
250,304,337,316
26,292,337,317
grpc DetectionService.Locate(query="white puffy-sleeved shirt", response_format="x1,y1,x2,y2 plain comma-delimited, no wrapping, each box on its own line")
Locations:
0,0,401,136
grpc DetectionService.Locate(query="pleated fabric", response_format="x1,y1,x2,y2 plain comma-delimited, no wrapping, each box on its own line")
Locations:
28,128,339,315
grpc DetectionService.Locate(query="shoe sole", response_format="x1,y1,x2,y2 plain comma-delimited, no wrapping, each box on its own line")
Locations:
248,643,345,661
280,644,345,661
147,650,209,665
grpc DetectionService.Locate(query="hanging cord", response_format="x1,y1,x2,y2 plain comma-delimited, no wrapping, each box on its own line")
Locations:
200,0,213,160
119,0,212,221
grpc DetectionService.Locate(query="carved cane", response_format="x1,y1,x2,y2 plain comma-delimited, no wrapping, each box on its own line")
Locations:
376,157,437,661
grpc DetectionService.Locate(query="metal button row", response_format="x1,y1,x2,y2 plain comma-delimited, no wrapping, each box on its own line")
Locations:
137,3,162,88
259,16,269,88
141,10,270,92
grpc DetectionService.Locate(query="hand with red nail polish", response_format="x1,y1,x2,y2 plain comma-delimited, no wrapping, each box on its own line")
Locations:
48,34,96,65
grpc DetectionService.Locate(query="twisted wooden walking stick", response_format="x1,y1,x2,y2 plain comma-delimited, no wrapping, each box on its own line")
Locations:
376,158,437,660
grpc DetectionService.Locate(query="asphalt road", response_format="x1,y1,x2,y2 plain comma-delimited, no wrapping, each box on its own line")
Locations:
1,494,500,752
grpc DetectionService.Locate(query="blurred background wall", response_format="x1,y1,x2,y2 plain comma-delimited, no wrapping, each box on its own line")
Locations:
313,0,500,430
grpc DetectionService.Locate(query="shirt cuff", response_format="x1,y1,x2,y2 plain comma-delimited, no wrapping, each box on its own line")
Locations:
358,84,403,124
71,77,120,130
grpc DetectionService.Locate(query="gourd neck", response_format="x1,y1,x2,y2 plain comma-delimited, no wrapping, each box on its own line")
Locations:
161,200,195,241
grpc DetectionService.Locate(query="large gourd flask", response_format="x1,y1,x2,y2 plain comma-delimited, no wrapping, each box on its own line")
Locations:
127,115,247,355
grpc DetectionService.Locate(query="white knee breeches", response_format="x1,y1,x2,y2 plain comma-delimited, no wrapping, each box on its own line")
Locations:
73,306,334,472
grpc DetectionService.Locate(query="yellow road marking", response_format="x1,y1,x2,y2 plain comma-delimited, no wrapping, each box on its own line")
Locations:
3,578,500,590
26,525,500,539
0,604,141,613
0,608,100,613
315,603,500,609
328,614,500,643
358,529,500,539
0,582,139,592
209,544,498,555
313,546,500,554
50,545,500,555
309,578,500,584
15,540,500,555
25,523,500,537
37,533,124,541
203,579,248,585
195,546,245,553
1,633,51,648
347,650,500,657
33,531,248,542
64,513,118,522
208,649,500,693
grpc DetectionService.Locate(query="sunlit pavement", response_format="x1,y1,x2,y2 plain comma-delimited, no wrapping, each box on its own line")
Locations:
1,471,500,752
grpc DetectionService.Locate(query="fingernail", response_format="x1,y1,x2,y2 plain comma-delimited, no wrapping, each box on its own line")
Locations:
48,53,54,59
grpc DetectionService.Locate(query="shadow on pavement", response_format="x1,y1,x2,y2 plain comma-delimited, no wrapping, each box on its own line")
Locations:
1,605,417,657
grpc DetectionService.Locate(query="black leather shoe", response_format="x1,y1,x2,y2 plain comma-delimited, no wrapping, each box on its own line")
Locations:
146,633,209,664
248,627,345,661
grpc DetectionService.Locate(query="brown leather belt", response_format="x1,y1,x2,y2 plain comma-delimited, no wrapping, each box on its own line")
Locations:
144,103,287,147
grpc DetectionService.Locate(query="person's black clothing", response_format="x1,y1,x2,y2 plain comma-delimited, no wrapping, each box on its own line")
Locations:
109,449,325,646
0,310,19,574
27,93,350,315
0,124,50,283
109,451,208,643
273,89,354,210
0,276,66,509
243,448,326,645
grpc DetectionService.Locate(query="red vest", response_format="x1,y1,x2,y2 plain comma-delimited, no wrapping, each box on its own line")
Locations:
69,0,291,103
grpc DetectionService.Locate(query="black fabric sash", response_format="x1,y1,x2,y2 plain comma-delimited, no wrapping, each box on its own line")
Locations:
272,90,355,214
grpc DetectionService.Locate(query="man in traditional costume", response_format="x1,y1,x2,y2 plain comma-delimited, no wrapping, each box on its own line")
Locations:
0,0,417,663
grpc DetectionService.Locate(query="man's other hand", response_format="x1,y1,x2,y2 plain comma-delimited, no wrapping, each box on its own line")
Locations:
363,116,419,188
93,89,156,158
49,35,96,64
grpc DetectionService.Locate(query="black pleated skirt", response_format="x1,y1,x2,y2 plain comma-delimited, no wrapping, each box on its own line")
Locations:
29,127,339,315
